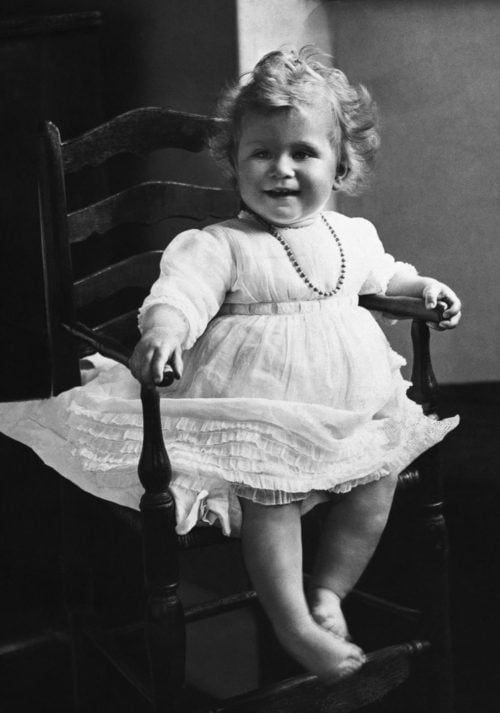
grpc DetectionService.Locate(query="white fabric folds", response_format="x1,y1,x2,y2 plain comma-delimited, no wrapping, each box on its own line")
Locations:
0,212,458,536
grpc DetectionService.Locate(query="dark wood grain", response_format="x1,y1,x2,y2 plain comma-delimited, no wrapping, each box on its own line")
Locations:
359,294,443,323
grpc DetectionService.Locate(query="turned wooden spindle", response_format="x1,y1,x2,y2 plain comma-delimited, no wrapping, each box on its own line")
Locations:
407,320,439,415
139,385,185,713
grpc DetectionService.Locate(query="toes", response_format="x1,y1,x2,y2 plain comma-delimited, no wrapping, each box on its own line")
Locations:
336,649,366,677
323,654,365,685
351,649,367,665
339,658,364,678
312,611,350,640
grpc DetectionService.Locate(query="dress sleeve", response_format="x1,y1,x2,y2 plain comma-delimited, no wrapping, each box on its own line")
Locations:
357,218,417,295
138,227,237,349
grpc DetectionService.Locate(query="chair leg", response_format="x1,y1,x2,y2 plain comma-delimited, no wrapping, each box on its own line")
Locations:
141,490,186,713
417,447,455,713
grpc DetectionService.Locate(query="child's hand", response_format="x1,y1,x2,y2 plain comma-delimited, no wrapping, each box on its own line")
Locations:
422,281,462,330
130,327,184,387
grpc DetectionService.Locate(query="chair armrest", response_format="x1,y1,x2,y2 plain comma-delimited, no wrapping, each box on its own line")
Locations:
63,321,133,367
67,298,438,393
359,295,443,323
64,321,176,387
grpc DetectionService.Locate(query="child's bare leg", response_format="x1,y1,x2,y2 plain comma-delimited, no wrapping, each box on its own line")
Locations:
240,498,366,683
309,473,398,638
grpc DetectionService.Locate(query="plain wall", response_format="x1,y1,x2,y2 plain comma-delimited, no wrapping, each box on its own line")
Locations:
327,1,499,383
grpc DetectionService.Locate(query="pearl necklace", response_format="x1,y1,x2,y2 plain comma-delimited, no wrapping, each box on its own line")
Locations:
245,210,346,297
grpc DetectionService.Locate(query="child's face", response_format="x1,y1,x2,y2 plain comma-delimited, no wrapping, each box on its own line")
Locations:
235,102,339,227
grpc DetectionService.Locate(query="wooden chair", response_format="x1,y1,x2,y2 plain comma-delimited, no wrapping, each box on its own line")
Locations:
38,107,455,713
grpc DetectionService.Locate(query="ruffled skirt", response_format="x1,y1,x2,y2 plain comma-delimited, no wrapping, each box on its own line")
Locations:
0,298,458,536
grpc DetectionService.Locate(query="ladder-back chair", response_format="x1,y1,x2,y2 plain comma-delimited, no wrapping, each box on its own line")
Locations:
38,107,454,713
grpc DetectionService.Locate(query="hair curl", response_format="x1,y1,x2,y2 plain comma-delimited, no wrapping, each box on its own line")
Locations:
210,46,380,195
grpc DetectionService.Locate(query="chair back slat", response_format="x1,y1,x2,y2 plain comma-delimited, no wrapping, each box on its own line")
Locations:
62,107,224,173
74,251,162,309
68,181,239,243
39,107,238,395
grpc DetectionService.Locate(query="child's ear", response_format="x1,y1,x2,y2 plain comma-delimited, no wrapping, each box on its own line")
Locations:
332,163,348,191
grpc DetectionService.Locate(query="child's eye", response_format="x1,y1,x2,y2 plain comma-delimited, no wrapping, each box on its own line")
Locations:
293,150,314,160
252,150,271,159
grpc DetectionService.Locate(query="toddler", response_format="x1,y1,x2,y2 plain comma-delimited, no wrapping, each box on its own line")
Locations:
0,47,461,684
129,48,461,682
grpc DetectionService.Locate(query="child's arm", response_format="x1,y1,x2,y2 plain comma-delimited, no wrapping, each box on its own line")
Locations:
130,304,189,386
386,271,462,330
129,227,237,386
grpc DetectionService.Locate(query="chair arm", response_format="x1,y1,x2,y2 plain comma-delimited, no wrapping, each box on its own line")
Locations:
359,294,444,323
62,321,175,386
358,297,442,414
63,321,133,367
66,297,439,392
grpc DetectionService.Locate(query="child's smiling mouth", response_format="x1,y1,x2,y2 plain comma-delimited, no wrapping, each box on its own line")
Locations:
265,189,300,197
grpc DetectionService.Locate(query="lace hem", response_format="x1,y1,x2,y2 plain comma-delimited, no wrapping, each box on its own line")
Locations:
0,399,459,538
66,396,458,492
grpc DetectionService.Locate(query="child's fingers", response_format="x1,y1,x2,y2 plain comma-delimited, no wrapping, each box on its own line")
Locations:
156,354,182,387
129,345,152,384
442,297,462,319
151,347,173,385
429,307,461,331
171,348,184,380
424,284,461,324
440,312,462,329
159,364,175,387
423,282,441,309
129,333,182,386
440,293,462,329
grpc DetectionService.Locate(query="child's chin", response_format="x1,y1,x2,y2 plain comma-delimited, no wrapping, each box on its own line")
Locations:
264,206,302,225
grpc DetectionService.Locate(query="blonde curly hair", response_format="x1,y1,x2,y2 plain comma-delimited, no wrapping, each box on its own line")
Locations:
210,46,380,195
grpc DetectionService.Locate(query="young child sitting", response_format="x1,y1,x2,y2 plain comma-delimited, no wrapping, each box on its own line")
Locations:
129,47,461,681
0,47,461,683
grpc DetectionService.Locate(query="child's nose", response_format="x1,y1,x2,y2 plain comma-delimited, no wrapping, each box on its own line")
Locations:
271,155,294,178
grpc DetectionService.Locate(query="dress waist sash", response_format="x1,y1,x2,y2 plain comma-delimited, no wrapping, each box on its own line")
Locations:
217,296,358,316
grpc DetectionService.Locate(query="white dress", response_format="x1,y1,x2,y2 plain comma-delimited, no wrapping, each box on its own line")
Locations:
0,211,458,536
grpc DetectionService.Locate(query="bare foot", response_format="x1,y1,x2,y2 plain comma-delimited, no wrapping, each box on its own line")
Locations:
277,616,365,684
308,586,350,640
